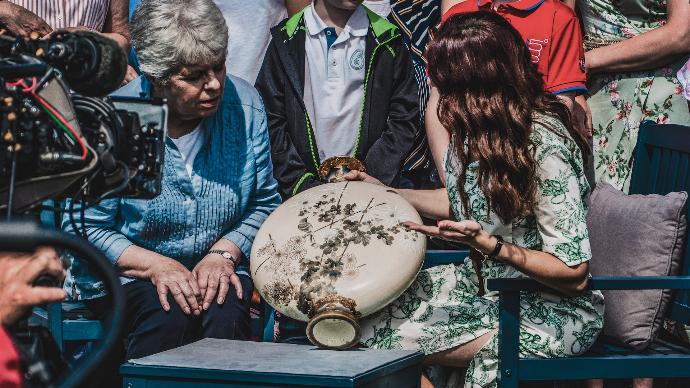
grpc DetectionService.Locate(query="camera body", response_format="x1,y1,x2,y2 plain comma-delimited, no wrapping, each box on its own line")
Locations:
0,31,165,387
0,32,167,211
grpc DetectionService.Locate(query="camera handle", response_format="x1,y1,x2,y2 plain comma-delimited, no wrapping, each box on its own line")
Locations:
0,221,124,388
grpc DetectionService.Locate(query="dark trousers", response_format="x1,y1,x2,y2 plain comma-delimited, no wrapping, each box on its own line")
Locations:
84,276,252,386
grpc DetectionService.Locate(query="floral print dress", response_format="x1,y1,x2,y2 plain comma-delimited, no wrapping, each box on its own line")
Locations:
678,60,690,102
360,114,605,388
579,0,690,191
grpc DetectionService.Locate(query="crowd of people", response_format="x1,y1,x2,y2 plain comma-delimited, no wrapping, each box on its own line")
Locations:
1,0,689,387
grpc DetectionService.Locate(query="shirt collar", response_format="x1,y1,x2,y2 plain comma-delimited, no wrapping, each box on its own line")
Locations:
477,0,545,12
304,5,329,36
304,5,369,38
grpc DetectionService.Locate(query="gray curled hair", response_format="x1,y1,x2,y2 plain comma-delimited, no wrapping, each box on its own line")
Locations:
130,0,228,85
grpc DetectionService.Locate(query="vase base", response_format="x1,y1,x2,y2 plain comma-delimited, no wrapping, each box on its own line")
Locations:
306,298,361,350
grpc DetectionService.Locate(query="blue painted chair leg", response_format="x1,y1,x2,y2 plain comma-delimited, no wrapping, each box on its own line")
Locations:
262,304,275,342
497,290,520,388
48,303,64,351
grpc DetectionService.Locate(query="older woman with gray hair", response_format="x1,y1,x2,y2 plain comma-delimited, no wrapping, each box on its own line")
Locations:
62,0,281,364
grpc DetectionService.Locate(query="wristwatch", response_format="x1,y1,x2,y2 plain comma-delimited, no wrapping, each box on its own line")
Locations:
476,235,504,261
487,235,504,260
208,249,239,266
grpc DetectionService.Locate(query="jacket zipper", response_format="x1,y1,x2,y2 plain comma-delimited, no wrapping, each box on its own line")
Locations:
351,33,400,158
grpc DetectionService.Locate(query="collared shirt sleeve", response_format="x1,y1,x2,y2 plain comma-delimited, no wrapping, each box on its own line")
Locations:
546,9,587,94
222,104,282,259
61,198,133,265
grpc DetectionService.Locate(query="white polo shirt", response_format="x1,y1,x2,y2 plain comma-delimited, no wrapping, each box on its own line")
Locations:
303,5,368,161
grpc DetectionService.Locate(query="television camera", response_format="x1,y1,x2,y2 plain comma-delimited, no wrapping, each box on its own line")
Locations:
0,30,167,388
0,30,167,213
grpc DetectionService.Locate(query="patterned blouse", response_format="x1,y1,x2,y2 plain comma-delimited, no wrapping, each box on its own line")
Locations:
579,0,690,191
447,113,593,273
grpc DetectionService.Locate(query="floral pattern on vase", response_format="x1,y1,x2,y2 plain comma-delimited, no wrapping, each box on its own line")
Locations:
360,114,605,388
251,181,426,322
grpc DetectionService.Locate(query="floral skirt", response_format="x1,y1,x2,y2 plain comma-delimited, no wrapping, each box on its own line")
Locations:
590,59,690,192
360,263,605,388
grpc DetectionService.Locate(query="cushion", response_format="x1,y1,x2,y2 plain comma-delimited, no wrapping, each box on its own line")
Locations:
587,182,687,350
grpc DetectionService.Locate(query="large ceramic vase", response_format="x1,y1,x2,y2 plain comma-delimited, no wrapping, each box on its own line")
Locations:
250,181,426,349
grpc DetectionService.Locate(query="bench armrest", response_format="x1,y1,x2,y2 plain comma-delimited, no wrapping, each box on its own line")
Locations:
492,275,690,386
422,249,470,269
487,276,690,292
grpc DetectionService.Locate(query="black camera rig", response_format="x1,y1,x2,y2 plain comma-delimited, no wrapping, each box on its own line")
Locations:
0,30,168,388
0,30,167,213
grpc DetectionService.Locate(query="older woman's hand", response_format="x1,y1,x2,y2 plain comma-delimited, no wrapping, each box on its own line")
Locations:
192,253,243,311
148,257,202,315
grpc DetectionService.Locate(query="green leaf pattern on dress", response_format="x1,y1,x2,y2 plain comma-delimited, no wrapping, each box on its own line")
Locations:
360,114,605,388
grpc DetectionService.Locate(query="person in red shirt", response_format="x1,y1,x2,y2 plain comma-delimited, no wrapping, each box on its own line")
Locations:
0,248,66,388
427,0,592,184
443,0,586,94
0,327,22,388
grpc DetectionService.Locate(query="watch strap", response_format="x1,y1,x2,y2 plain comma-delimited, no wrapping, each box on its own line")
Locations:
488,235,504,260
208,249,239,266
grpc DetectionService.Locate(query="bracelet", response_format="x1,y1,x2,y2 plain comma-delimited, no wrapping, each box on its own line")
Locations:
583,34,626,51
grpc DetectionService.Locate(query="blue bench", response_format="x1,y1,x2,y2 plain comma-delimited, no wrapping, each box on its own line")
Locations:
423,249,470,269
488,121,690,387
32,303,103,351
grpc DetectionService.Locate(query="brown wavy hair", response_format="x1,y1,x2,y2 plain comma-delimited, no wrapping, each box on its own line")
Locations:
426,12,589,224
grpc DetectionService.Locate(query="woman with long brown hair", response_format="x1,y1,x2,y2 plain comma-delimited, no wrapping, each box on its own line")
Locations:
345,12,604,388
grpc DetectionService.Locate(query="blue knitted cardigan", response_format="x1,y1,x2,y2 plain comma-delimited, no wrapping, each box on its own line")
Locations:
63,75,281,299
